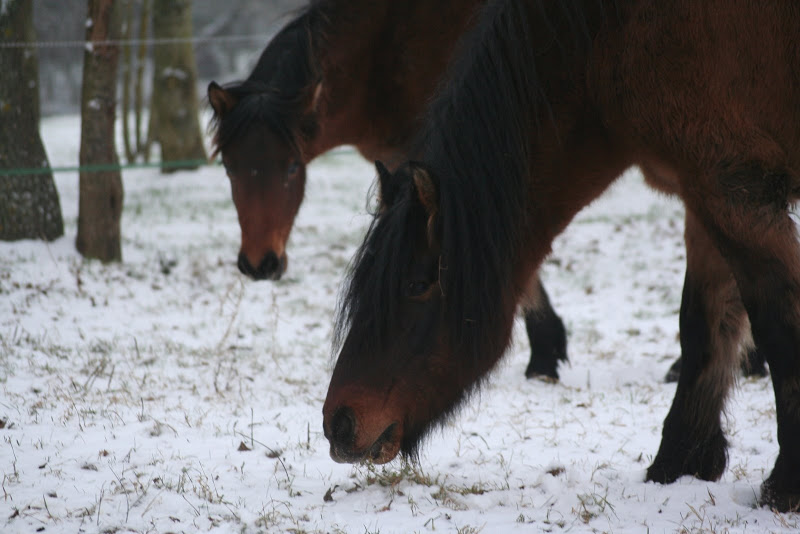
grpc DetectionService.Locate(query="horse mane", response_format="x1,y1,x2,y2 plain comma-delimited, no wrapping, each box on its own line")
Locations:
420,0,614,363
209,2,332,158
336,0,607,390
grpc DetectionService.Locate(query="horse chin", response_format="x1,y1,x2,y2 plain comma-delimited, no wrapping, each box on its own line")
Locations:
368,423,401,464
328,423,401,465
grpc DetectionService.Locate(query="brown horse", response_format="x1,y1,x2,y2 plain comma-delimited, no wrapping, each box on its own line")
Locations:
207,0,483,281
324,0,800,512
207,0,570,380
207,1,765,383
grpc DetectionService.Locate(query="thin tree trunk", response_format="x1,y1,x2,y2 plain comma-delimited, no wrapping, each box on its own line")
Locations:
135,0,151,157
76,0,123,262
0,0,64,241
121,0,134,163
148,0,206,173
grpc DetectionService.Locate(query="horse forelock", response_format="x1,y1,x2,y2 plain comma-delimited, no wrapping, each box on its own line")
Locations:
209,6,323,158
333,183,422,359
211,86,306,157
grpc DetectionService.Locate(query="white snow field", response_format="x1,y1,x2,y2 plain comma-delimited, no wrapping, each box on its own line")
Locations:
1,114,799,533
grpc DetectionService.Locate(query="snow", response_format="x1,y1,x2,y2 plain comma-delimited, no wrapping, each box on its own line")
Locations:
1,113,798,533
162,67,188,81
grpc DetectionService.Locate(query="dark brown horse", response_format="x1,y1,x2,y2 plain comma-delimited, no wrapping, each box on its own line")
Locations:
207,1,765,384
207,0,569,380
324,0,800,511
208,0,483,281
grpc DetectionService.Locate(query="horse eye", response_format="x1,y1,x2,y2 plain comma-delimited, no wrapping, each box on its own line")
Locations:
287,161,300,175
406,280,430,298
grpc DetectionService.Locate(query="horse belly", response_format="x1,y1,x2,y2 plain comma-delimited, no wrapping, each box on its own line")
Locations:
638,161,682,196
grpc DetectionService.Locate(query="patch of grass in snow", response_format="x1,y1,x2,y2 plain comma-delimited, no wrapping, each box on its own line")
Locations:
345,460,495,515
573,485,617,524
350,460,438,491
255,498,318,534
430,480,489,512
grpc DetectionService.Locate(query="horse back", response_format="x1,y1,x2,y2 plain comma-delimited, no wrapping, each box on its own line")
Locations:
312,0,485,164
593,0,800,190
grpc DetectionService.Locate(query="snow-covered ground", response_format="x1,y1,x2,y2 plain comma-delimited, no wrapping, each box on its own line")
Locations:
1,114,798,533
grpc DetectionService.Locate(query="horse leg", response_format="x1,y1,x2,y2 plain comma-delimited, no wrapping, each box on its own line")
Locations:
522,276,568,380
663,356,682,383
659,160,800,511
646,210,746,484
663,313,766,383
742,346,768,378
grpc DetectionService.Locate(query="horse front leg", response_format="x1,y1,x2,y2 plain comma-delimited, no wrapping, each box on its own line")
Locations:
647,210,746,484
521,275,568,380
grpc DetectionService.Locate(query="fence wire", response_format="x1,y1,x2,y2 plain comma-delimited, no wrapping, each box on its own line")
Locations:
0,160,221,177
1,31,273,177
0,33,272,49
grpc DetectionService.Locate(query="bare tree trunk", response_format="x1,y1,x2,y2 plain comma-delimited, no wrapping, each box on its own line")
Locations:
121,0,135,163
148,0,206,173
0,0,64,241
121,0,151,163
135,0,151,157
76,0,123,262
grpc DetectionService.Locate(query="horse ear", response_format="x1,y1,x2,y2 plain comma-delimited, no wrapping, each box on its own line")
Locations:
411,163,438,217
208,81,237,116
376,160,400,208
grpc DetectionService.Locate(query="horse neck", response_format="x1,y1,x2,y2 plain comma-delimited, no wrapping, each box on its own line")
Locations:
307,0,485,163
422,0,619,342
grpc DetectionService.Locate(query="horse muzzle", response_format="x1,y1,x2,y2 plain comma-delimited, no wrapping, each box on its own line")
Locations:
323,405,402,464
237,250,287,281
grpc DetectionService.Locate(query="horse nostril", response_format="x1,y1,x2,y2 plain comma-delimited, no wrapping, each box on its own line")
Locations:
330,407,356,447
239,251,286,280
256,251,284,280
237,252,256,277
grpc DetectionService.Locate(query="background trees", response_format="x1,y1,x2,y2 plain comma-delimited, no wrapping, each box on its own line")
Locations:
0,0,64,241
76,0,124,262
147,0,207,172
33,0,303,116
121,0,151,163
2,0,304,256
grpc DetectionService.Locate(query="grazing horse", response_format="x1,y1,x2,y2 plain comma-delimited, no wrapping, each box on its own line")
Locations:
207,0,484,281
324,0,800,511
207,0,569,379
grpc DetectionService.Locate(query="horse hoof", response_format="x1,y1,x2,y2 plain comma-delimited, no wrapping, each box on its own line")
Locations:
646,430,728,484
742,361,768,378
760,480,800,512
664,358,681,383
526,371,559,384
524,363,559,382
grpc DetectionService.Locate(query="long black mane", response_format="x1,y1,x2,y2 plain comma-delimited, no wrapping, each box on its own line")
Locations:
209,4,326,156
336,0,606,376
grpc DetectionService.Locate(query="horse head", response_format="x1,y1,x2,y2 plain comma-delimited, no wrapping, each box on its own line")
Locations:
209,81,318,281
323,160,500,463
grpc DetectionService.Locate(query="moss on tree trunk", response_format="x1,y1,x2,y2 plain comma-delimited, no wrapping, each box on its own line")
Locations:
0,0,64,241
148,0,207,173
